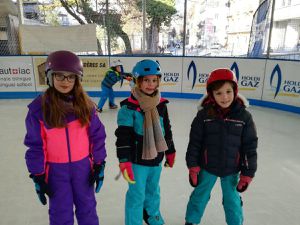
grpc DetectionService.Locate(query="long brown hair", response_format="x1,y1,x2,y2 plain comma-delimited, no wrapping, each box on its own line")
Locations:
42,78,94,128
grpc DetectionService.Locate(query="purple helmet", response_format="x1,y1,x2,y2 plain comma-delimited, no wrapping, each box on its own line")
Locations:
45,50,83,86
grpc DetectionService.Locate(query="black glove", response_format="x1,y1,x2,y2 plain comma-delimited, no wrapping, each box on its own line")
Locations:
122,72,132,78
30,174,49,205
90,161,105,193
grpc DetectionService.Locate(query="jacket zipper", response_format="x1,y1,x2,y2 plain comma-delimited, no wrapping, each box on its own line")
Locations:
135,141,138,162
245,154,249,169
65,127,71,162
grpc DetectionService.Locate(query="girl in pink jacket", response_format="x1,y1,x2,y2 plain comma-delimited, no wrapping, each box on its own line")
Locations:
24,50,107,225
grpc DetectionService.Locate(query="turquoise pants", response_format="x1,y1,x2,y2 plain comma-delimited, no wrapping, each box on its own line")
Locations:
125,163,164,225
185,170,243,225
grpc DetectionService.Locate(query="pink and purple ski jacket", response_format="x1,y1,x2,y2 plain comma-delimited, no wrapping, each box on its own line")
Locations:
24,95,107,175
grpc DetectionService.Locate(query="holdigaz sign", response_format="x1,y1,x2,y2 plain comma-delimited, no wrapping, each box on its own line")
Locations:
270,64,300,98
263,61,300,106
182,58,265,100
0,56,299,112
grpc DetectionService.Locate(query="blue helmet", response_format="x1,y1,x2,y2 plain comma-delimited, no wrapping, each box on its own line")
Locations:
132,59,161,79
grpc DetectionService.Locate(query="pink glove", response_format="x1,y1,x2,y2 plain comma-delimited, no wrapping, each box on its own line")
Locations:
237,175,252,192
189,166,201,187
119,162,135,184
164,153,176,168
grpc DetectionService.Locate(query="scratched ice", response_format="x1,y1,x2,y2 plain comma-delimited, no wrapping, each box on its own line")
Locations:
0,97,299,225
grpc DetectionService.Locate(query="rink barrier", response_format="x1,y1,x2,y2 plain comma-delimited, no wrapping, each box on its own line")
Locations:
1,90,299,115
0,55,299,115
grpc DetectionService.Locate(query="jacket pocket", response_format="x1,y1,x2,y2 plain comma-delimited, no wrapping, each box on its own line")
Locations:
227,122,243,136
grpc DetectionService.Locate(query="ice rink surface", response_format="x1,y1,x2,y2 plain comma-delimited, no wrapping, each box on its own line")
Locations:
0,97,300,225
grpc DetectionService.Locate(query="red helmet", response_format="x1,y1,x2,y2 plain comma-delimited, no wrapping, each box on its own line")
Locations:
45,50,83,86
206,68,238,94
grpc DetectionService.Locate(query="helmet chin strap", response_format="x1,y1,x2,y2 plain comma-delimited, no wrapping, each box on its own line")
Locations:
46,70,54,87
78,74,83,82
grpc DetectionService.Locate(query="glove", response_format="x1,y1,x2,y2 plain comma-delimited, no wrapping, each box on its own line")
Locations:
189,167,201,187
237,175,252,193
30,174,49,205
90,161,105,193
164,152,176,168
236,175,252,193
119,162,135,184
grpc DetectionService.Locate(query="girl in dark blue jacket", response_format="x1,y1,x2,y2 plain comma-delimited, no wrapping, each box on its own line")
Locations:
185,68,258,225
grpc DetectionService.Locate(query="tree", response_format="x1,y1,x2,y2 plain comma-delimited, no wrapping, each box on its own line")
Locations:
56,0,132,54
136,0,177,53
170,27,176,39
41,0,177,54
39,1,62,25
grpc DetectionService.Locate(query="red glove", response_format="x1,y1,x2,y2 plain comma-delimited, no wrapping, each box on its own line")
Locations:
119,162,135,184
189,166,201,187
164,153,176,168
237,175,252,193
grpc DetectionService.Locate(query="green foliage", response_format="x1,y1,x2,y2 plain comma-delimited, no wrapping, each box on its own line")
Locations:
137,0,177,27
38,1,61,25
38,0,177,53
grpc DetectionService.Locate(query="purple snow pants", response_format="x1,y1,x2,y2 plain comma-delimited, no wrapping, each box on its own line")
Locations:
47,157,99,225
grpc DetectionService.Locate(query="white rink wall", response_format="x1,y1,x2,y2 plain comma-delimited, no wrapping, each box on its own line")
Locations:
0,56,300,114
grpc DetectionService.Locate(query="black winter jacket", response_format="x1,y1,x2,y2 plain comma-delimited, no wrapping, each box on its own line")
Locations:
115,95,176,166
186,95,258,177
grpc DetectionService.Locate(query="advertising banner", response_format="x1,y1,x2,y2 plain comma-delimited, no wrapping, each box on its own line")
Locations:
182,57,265,100
80,56,109,91
230,58,265,99
111,57,182,93
263,60,300,107
0,55,299,114
247,0,272,57
182,57,234,95
32,56,109,92
0,56,35,92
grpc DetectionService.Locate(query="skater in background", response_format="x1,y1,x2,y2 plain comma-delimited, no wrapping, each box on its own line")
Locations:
115,59,176,225
24,50,107,225
184,68,258,225
97,59,132,112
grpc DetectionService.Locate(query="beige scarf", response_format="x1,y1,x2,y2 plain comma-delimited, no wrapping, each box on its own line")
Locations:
132,87,168,160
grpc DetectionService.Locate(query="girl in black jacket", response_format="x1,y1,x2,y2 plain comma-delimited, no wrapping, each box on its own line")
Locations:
115,59,176,225
185,68,258,225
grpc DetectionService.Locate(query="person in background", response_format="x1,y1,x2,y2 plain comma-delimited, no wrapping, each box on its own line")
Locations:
24,50,107,225
115,59,176,225
97,59,132,113
184,68,258,225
